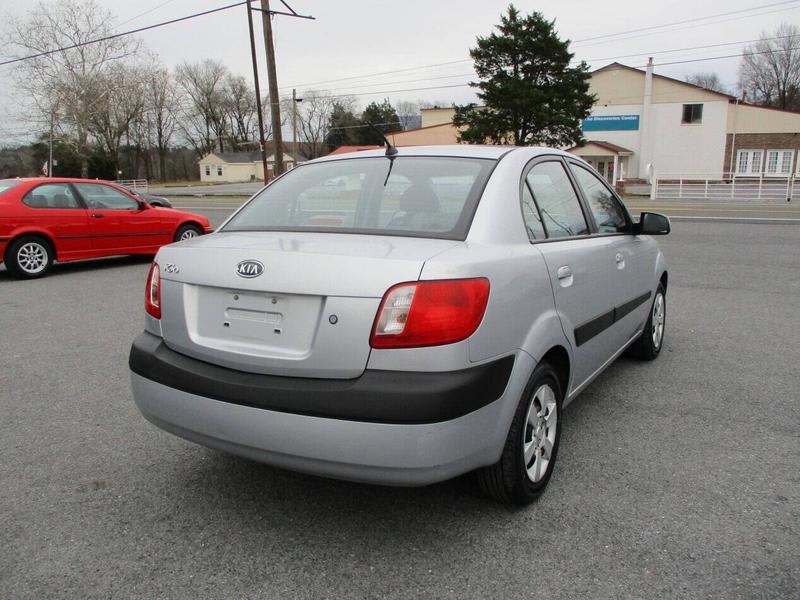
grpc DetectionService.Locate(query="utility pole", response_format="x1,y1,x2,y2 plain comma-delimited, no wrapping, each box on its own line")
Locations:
260,0,284,177
246,0,270,183
48,109,54,178
292,88,302,164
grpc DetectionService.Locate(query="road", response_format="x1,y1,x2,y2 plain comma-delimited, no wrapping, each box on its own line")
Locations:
1,215,798,598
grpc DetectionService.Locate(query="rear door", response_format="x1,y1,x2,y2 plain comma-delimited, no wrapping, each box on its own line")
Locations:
523,159,620,390
568,161,656,346
19,183,92,259
72,182,167,251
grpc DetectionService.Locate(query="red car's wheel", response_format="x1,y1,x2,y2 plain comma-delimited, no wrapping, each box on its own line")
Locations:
174,224,202,242
5,235,54,279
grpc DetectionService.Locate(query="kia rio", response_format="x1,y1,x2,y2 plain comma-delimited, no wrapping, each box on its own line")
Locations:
0,178,212,278
129,145,669,504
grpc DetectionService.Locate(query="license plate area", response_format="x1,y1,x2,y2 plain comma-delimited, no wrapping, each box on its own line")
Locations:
190,285,323,357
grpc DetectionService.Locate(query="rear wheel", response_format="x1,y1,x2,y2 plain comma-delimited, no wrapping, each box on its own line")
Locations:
476,362,562,505
174,223,202,242
5,236,54,279
627,283,666,360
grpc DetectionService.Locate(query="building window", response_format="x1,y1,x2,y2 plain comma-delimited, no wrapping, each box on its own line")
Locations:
217,166,223,176
682,104,703,124
736,150,763,176
205,165,210,176
765,149,793,176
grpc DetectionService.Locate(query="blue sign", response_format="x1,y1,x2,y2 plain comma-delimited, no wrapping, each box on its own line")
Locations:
582,115,640,131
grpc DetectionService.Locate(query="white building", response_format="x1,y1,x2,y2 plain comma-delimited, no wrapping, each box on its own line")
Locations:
198,148,306,183
570,60,800,186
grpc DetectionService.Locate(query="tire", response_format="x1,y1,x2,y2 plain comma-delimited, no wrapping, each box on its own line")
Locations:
174,223,202,242
627,283,666,361
5,236,54,279
476,362,563,505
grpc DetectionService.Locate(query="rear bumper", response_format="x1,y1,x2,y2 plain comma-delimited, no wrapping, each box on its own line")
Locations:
129,332,514,424
129,332,527,486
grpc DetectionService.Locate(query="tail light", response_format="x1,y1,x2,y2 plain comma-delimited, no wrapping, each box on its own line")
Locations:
370,278,490,349
145,262,161,319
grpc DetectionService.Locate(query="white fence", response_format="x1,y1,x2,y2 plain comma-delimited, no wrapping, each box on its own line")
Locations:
653,173,796,203
114,179,149,192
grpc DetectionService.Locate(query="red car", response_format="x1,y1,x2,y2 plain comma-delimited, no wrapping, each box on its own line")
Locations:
0,178,213,278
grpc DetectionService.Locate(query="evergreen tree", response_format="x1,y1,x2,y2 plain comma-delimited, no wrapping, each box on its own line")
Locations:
324,102,363,150
358,99,402,144
453,5,594,147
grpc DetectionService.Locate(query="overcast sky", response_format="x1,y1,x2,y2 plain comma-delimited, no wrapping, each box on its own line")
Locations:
0,0,797,140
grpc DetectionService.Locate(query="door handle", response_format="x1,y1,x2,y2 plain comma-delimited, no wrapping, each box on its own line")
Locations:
615,253,623,263
92,213,105,218
556,265,574,287
615,252,625,269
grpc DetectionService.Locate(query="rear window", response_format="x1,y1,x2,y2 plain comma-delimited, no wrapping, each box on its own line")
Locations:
0,180,22,196
222,156,496,240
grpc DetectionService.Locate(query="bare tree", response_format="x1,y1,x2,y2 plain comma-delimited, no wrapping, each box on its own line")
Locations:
224,74,257,151
296,91,346,159
395,100,422,130
740,23,800,110
8,0,141,177
88,63,149,174
175,59,230,156
685,72,727,94
146,67,179,181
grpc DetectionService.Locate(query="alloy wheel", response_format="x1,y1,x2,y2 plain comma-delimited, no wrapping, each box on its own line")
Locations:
523,383,558,483
17,242,48,275
652,293,665,349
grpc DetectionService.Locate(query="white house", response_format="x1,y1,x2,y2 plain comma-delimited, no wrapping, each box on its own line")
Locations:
198,148,307,183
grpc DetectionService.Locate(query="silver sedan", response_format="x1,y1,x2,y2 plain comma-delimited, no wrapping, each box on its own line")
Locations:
129,145,669,504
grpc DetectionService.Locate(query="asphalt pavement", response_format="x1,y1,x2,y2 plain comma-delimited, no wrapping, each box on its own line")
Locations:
0,216,798,599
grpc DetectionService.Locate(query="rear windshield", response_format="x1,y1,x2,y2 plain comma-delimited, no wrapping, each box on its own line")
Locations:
222,156,496,240
0,180,22,196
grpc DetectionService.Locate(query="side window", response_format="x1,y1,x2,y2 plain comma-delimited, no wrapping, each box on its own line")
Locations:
521,183,546,240
74,183,139,210
23,183,81,209
525,161,588,238
571,165,629,233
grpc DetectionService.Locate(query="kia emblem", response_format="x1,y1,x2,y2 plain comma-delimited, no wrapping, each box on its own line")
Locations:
236,260,264,278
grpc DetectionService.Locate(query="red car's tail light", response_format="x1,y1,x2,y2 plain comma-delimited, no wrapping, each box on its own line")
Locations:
370,278,490,349
145,262,161,319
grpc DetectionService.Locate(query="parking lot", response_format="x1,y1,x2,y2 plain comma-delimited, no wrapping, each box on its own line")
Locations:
1,214,798,598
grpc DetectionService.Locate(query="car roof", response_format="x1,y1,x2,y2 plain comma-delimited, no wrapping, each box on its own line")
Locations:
312,144,573,163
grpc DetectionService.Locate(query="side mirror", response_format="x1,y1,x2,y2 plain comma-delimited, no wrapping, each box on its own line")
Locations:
635,211,670,235
138,201,148,210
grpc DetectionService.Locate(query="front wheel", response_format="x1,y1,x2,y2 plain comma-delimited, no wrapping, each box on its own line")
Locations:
476,362,562,505
627,283,666,360
174,223,202,242
5,236,54,279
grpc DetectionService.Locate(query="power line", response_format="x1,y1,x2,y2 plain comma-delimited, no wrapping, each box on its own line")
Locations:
0,1,246,68
288,35,796,97
116,0,182,28
278,44,800,103
0,0,313,68
280,59,472,92
280,2,799,91
571,0,798,44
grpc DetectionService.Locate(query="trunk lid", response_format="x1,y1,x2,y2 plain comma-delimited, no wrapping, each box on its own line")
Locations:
155,232,459,378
